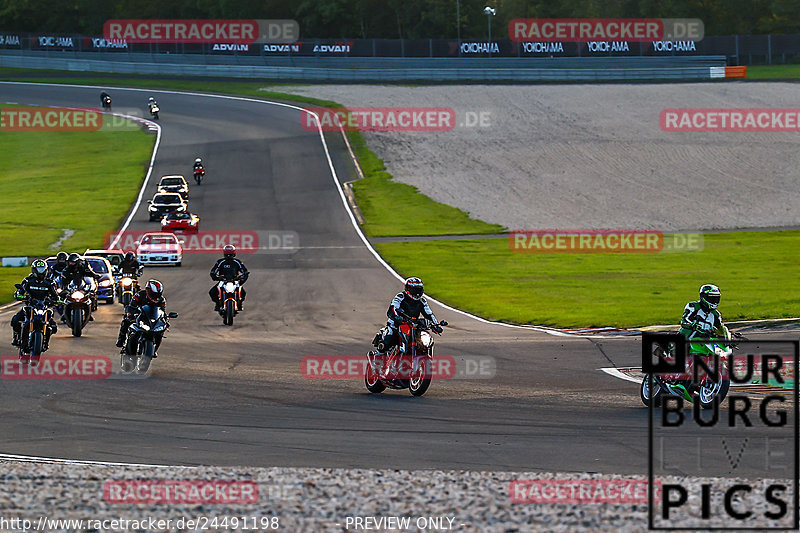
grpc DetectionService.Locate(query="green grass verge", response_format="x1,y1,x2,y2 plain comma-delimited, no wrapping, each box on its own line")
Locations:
0,69,505,237
745,64,800,79
375,231,800,328
0,115,154,303
0,268,26,305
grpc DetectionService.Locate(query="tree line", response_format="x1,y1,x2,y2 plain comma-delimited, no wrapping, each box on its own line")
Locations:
0,0,797,38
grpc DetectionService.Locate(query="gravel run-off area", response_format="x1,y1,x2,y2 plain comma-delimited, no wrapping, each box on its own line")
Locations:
0,461,795,532
273,83,800,232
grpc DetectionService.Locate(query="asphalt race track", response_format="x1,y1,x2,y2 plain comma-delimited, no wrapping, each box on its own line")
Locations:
0,82,791,476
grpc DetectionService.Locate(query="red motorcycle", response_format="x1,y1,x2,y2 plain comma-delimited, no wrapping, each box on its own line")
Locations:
365,316,447,397
193,166,205,185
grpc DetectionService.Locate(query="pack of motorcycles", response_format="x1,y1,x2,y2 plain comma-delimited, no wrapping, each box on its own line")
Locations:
13,265,448,394
14,269,177,376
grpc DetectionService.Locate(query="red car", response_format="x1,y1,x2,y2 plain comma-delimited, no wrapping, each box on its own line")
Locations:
160,211,200,233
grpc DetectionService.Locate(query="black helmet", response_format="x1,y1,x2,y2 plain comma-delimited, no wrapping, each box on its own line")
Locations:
145,279,163,302
404,277,424,300
124,251,135,262
56,251,68,263
31,259,47,279
223,244,236,258
67,253,80,265
699,284,721,309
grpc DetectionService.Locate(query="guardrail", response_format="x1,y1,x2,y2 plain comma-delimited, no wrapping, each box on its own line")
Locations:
0,51,731,82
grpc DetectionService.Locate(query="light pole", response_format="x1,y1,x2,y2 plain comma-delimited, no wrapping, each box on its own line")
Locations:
484,6,496,56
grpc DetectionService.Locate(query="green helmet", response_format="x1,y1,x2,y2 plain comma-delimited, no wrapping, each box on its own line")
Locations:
699,284,720,309
31,259,48,278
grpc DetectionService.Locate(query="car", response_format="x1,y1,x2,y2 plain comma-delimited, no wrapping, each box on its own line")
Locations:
136,233,183,266
157,174,189,199
84,249,125,275
148,192,188,221
161,211,200,233
45,255,115,304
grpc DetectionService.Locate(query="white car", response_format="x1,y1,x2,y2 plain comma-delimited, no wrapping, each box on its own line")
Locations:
136,233,183,266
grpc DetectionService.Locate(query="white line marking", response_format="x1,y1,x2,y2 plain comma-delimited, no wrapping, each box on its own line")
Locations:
0,453,177,467
600,367,641,384
108,113,161,249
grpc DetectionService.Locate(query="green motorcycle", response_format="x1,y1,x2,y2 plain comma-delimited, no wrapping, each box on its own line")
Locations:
641,328,738,410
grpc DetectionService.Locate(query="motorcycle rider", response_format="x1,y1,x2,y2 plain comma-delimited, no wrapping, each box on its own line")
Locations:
48,251,69,283
666,284,730,398
116,279,168,353
61,253,102,313
119,251,143,277
11,260,60,347
373,277,443,357
193,157,205,183
209,245,249,311
148,97,158,112
62,253,102,286
100,91,111,107
679,284,729,340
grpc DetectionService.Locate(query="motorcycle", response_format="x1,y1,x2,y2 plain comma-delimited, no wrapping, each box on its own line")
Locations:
121,304,178,374
149,103,159,120
116,273,138,307
215,277,243,326
640,330,742,410
14,287,59,365
365,316,447,397
62,278,96,337
193,166,205,185
102,95,112,110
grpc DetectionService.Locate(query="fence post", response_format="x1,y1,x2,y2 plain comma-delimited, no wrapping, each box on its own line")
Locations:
767,34,772,64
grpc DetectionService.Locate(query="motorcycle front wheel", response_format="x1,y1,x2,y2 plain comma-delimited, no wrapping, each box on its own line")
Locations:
697,378,730,410
409,356,432,396
71,308,83,337
364,352,386,393
224,300,235,326
30,330,43,358
136,340,155,374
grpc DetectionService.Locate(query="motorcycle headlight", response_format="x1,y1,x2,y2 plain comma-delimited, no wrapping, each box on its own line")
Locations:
154,324,165,332
100,280,112,287
419,331,433,348
121,278,132,286
139,323,151,331
149,205,157,211
224,282,236,292
71,291,84,300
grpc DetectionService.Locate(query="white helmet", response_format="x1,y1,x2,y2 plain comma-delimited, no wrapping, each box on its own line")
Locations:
195,158,202,165
149,97,155,103
699,284,721,309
